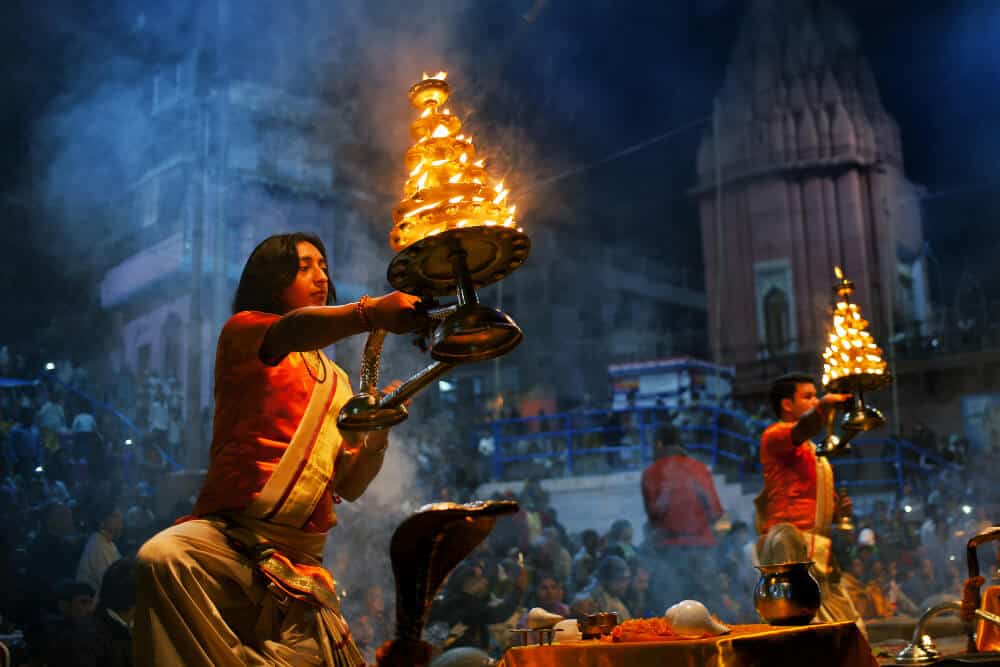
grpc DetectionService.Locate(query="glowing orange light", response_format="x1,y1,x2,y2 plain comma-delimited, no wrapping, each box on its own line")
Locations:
821,267,887,388
390,71,521,252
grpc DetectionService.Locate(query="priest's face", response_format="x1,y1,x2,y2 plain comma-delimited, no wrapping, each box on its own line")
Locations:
783,382,819,420
279,242,329,312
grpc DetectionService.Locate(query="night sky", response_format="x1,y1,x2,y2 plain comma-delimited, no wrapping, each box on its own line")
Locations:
2,0,999,355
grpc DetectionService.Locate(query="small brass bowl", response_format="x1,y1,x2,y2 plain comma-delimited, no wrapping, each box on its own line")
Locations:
578,612,619,639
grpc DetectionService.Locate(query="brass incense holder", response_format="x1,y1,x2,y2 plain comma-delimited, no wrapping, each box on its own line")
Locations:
816,267,892,456
338,72,529,432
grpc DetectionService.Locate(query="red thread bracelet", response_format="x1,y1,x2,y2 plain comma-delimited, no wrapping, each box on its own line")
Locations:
357,295,374,330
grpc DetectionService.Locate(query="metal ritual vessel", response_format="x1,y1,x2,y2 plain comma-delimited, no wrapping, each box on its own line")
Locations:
816,267,892,456
753,561,821,625
965,527,1000,654
337,72,530,431
894,526,1000,664
578,612,619,639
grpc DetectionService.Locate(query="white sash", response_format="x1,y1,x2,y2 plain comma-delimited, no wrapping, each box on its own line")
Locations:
808,445,836,575
246,352,352,528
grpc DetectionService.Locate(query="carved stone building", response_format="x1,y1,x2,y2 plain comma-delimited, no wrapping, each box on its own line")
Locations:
694,0,930,383
95,2,369,465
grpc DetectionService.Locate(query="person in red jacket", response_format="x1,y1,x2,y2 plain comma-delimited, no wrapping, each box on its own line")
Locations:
640,424,723,612
754,372,863,630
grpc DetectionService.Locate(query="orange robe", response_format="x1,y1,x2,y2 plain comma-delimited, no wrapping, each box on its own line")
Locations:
195,310,338,532
136,310,371,666
758,421,833,535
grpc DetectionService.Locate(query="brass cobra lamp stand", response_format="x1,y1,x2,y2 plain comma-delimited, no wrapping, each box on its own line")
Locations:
389,500,520,644
337,72,530,432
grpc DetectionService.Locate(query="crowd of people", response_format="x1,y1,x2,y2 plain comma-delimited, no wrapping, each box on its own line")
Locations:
0,340,997,665
332,453,993,662
0,346,185,666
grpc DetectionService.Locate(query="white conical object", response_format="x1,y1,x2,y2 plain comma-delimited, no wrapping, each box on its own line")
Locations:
664,600,730,638
527,607,564,630
553,618,581,643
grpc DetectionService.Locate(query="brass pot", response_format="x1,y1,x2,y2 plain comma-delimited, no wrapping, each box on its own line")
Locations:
578,612,619,639
753,561,821,625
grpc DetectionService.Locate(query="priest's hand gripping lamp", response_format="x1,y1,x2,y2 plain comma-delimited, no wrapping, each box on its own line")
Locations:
338,72,530,432
816,267,892,456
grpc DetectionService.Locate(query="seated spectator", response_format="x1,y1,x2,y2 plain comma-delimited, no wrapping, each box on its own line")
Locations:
50,557,137,667
867,560,895,618
841,558,893,620
527,527,572,584
904,558,940,609
76,499,123,593
353,614,379,665
579,556,632,621
71,400,104,470
576,529,601,561
520,575,569,621
361,583,393,652
606,519,637,564
568,592,597,618
853,528,880,571
570,550,595,596
429,558,527,652
8,406,40,479
0,531,27,635
25,500,82,604
136,433,170,488
122,494,158,557
32,579,95,666
36,394,67,434
883,560,919,616
624,565,653,618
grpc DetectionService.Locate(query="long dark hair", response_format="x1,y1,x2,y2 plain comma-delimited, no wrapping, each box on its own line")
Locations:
231,232,336,314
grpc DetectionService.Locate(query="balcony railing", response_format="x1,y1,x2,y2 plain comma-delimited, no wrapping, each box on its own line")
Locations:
475,404,958,496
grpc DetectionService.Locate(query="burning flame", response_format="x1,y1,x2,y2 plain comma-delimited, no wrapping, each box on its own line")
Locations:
821,267,887,388
390,72,520,252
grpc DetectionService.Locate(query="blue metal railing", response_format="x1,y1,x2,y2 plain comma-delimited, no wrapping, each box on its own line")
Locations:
475,405,959,495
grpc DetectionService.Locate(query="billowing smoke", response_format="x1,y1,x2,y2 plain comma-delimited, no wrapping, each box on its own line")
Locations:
24,1,572,651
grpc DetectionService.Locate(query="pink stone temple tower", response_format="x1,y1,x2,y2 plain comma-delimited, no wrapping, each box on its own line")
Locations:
694,0,930,372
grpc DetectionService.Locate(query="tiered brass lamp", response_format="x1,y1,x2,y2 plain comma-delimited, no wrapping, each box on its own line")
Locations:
816,267,892,456
338,72,530,431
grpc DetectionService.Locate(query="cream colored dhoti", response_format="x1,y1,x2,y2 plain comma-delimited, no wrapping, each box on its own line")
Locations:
133,518,364,667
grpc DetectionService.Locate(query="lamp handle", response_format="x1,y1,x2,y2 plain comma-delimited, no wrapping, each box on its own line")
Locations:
359,328,388,395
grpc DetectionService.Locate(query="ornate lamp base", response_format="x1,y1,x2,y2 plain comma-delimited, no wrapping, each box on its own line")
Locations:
388,227,530,296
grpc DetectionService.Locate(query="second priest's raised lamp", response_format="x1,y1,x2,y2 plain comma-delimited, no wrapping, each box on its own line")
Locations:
816,266,892,457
